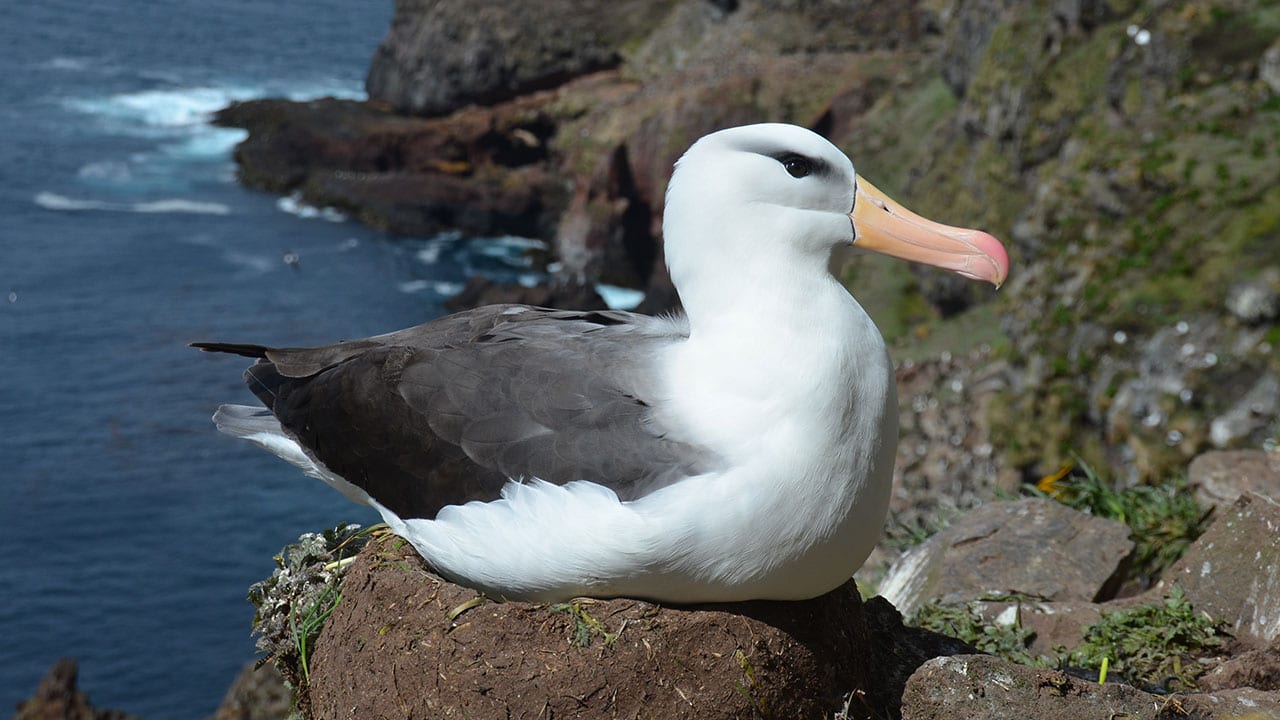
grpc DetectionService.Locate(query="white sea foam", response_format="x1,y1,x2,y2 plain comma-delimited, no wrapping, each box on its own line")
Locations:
66,86,249,130
413,232,463,265
595,284,646,310
59,79,359,197
221,250,276,274
161,128,248,160
473,236,547,266
33,192,111,211
412,234,551,289
276,193,347,222
131,199,232,214
45,56,91,71
66,81,365,132
398,279,432,293
486,236,547,251
398,279,466,297
34,192,231,215
77,161,133,183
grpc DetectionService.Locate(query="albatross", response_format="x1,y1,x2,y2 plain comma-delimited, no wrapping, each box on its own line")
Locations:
194,123,1008,604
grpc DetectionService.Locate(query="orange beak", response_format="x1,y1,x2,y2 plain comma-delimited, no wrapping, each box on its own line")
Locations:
850,175,1009,287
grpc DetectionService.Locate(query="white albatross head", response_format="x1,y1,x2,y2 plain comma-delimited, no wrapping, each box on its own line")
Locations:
661,123,1009,320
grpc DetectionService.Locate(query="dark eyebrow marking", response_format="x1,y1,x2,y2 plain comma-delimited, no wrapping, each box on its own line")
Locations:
766,151,831,178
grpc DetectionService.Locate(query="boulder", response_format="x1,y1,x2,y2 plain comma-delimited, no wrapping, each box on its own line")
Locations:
1198,635,1280,691
1188,449,1280,509
878,498,1134,616
1198,635,1280,692
365,0,671,116
900,653,1280,720
1155,492,1280,646
207,663,290,720
305,533,972,719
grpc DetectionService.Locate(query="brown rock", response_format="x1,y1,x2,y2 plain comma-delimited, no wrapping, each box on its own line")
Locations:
969,599,1104,657
13,659,138,720
306,534,971,720
1156,492,1280,646
1198,636,1280,692
219,4,930,315
1188,449,1280,509
859,596,980,715
879,498,1134,615
213,95,569,238
366,0,672,116
900,653,1280,720
207,663,290,720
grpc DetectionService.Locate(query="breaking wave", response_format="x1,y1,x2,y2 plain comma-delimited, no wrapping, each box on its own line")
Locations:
34,192,231,215
276,193,347,222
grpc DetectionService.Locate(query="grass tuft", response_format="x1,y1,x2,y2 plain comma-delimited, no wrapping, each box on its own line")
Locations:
551,601,624,648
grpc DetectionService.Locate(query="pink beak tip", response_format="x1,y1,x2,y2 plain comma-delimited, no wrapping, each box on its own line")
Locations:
969,230,1010,287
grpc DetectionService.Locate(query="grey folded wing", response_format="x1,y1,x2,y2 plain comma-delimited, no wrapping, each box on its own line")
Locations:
220,306,717,519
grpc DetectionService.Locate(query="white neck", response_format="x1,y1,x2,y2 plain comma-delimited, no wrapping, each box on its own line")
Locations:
655,139,894,467
661,263,894,461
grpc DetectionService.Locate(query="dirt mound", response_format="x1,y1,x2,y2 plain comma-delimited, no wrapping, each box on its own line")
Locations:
306,535,941,719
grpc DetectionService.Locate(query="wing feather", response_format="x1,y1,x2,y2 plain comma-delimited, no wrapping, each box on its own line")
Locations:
221,305,716,519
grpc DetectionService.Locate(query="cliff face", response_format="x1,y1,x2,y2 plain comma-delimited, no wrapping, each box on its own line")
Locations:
365,0,675,116
899,0,1280,486
216,0,1280,515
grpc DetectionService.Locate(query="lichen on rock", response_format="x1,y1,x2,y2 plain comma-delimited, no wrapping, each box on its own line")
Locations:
247,523,372,691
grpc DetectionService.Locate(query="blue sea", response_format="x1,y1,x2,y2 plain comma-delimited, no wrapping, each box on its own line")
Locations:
0,2,554,716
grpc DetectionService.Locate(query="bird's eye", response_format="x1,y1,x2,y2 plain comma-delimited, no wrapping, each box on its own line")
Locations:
782,155,812,179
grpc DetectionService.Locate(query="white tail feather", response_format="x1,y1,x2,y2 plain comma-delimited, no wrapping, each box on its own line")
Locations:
211,404,376,508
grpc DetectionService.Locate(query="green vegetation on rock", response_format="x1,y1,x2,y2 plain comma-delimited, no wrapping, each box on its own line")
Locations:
248,523,375,690
910,588,1226,692
910,600,1047,668
1064,586,1226,691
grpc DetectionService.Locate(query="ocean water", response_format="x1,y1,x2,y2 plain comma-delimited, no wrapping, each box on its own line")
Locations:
0,2,545,716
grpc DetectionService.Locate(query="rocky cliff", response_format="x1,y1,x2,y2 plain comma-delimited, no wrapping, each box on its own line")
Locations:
216,0,1279,503
208,0,1280,711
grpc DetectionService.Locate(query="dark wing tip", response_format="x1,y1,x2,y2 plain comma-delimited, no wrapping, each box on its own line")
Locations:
190,341,270,358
